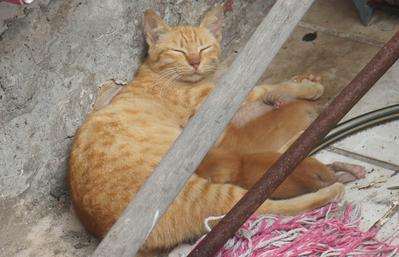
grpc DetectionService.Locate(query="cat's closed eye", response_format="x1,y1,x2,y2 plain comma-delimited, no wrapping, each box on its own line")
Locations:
169,48,186,55
199,45,212,53
169,46,212,55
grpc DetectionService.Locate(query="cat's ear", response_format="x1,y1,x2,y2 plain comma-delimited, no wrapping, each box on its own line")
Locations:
200,5,224,42
144,9,170,46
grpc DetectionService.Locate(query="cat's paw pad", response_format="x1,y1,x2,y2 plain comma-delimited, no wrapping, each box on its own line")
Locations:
291,74,324,100
292,74,321,83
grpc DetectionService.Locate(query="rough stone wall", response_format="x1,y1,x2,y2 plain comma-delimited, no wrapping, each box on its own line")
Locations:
0,0,275,256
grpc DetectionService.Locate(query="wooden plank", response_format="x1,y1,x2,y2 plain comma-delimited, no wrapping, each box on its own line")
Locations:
92,1,315,256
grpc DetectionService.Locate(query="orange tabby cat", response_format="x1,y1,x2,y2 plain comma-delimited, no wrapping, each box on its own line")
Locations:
69,7,363,257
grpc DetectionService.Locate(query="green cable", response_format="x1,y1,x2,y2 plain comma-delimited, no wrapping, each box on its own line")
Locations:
310,104,399,155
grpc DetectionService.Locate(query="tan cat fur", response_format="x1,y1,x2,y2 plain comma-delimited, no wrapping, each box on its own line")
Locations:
69,7,348,256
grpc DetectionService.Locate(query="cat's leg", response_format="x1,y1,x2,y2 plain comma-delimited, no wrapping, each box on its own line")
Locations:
258,74,325,101
141,174,343,253
197,150,338,199
238,152,340,199
223,100,317,153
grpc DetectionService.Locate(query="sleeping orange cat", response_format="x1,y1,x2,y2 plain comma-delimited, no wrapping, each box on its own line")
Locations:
69,6,365,257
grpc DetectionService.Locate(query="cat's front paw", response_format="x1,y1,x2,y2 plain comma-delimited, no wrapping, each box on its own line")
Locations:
262,92,292,109
291,74,324,100
291,74,321,84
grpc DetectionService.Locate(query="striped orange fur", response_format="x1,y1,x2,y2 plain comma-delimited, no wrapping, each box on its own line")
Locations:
69,7,345,257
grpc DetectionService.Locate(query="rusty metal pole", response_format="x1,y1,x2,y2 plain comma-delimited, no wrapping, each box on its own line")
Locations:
188,31,399,257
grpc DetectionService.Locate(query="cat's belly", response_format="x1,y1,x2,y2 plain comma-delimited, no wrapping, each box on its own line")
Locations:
69,106,187,237
69,119,181,229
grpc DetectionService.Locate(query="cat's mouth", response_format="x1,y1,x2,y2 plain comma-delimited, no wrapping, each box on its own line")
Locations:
176,69,207,82
180,73,204,82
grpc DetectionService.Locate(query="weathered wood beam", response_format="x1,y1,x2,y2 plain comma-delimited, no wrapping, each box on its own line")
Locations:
92,1,315,256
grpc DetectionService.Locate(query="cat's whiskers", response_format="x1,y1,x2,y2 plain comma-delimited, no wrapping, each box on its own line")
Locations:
159,73,180,98
154,69,177,86
201,63,217,73
174,64,193,75
148,68,178,95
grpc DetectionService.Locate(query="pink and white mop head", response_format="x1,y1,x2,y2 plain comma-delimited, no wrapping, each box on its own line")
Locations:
170,203,398,257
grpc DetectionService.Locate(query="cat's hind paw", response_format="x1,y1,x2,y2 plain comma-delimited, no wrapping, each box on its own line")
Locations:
328,162,367,183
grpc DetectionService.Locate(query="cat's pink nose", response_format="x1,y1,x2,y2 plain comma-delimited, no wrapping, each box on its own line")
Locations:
187,54,200,71
189,61,200,71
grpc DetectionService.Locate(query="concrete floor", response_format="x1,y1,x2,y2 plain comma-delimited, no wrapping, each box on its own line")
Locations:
1,0,398,256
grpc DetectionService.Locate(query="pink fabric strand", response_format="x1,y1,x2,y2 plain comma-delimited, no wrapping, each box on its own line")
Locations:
1,0,23,4
199,203,398,257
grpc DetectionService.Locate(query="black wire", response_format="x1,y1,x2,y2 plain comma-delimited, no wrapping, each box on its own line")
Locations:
311,104,399,155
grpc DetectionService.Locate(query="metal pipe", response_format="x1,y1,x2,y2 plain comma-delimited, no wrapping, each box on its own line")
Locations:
188,31,399,257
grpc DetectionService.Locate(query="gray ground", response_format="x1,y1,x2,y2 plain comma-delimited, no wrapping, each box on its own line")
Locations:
1,0,398,256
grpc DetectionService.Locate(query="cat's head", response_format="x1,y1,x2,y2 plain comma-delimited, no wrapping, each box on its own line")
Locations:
144,6,223,83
